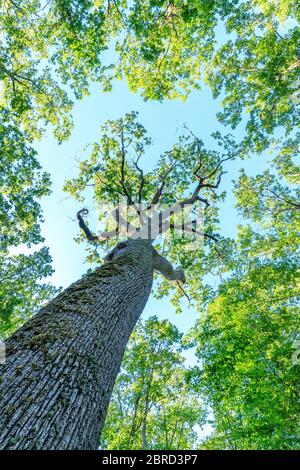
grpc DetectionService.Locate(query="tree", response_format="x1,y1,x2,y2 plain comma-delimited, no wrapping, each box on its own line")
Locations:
186,148,300,449
206,0,300,153
0,110,51,248
111,0,227,100
100,316,204,450
1,2,298,451
0,113,232,449
64,112,238,305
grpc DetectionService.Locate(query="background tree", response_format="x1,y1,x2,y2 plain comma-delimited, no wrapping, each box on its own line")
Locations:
186,148,300,449
100,316,204,450
206,0,300,153
110,1,299,152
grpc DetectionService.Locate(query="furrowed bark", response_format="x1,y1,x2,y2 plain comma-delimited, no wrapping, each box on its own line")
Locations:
0,240,154,450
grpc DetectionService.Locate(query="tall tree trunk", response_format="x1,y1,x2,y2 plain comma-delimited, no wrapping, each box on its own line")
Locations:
0,240,154,450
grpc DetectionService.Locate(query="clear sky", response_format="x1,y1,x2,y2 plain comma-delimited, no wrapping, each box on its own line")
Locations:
33,76,268,333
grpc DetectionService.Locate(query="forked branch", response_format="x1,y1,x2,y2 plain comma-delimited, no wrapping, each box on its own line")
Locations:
77,209,99,242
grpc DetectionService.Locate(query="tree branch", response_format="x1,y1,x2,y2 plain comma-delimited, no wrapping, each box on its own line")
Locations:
152,249,185,283
267,188,300,209
119,129,134,205
169,221,219,242
149,162,177,207
77,209,99,242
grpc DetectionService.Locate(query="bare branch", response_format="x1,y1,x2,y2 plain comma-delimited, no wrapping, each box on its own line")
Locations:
77,209,99,242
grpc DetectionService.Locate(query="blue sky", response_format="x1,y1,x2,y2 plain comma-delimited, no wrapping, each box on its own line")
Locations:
34,77,268,337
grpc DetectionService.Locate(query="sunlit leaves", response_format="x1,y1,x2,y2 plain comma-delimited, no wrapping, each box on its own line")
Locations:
1,1,298,150
0,97,56,339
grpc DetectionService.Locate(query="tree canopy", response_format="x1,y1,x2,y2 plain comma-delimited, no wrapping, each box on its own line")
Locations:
1,1,298,147
0,111,56,340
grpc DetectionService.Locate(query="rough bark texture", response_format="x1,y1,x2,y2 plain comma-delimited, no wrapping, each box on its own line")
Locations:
0,240,154,450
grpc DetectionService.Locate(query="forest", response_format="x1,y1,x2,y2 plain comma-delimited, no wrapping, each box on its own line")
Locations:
0,0,299,451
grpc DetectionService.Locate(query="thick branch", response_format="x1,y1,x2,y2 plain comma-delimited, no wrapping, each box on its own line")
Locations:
119,129,134,205
152,249,185,283
158,157,229,222
149,162,177,207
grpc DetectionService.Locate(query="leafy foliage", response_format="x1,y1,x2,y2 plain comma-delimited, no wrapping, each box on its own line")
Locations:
207,0,300,152
2,1,298,148
0,96,56,339
0,110,51,248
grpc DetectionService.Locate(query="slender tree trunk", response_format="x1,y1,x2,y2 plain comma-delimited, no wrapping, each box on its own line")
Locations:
141,368,153,450
0,240,154,450
127,394,141,448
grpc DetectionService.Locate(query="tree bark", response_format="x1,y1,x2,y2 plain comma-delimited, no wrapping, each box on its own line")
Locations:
0,240,154,450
